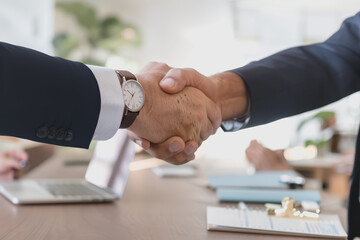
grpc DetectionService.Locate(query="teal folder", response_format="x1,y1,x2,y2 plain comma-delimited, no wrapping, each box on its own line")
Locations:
207,170,297,189
217,188,321,203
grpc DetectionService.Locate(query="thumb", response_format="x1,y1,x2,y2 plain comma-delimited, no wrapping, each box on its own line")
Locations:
160,68,201,94
160,68,216,101
159,77,186,94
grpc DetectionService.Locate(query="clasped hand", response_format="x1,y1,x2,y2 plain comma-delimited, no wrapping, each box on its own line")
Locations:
127,62,222,164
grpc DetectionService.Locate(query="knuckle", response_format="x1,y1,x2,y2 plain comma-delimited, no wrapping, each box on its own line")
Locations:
172,155,188,165
147,61,159,66
169,68,184,79
201,131,210,142
186,68,197,76
186,155,195,162
154,62,168,69
159,62,169,68
196,112,204,122
151,150,166,160
172,161,183,166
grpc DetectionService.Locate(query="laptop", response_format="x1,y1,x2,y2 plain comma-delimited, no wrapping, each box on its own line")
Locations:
0,129,135,204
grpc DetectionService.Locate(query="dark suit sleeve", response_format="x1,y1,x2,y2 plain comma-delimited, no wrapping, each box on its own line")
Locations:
231,12,360,128
0,42,101,148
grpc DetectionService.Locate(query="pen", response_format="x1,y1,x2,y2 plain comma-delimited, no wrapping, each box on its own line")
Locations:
238,201,248,210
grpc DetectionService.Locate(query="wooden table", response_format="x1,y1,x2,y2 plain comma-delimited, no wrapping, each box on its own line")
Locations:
290,154,352,198
0,152,348,240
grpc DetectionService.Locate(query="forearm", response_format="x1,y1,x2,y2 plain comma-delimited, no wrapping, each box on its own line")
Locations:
0,42,101,147
210,71,248,121
232,12,360,128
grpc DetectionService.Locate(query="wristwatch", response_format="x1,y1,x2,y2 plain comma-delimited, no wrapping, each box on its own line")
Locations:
115,70,145,128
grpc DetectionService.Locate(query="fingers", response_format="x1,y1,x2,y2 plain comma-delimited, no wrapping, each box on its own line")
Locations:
4,150,28,162
146,136,186,159
128,131,151,150
2,171,15,181
2,158,24,171
133,63,218,164
0,156,27,177
245,140,291,171
245,140,264,168
199,114,214,143
160,67,221,143
160,68,215,98
162,140,197,165
206,99,222,136
139,62,172,75
1,150,28,172
129,133,198,165
0,150,28,180
145,136,195,165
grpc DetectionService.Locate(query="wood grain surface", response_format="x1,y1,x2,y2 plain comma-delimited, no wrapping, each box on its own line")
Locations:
0,151,348,240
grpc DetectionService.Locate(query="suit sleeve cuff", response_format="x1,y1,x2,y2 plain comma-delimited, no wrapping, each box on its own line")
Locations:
87,65,124,140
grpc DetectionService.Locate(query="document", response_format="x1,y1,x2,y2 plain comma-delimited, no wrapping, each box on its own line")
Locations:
216,188,321,203
207,207,347,239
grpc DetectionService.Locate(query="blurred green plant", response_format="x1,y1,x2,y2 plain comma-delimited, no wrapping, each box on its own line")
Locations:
297,111,336,149
53,2,141,65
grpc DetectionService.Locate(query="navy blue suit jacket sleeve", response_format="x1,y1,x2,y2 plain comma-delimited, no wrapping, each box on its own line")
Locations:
231,12,360,128
0,42,101,148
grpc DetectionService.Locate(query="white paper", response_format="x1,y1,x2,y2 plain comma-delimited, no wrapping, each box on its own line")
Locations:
207,207,347,239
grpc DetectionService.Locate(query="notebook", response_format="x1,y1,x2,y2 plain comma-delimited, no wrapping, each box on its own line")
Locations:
217,188,321,203
152,164,196,177
207,170,301,189
0,129,134,204
207,206,347,239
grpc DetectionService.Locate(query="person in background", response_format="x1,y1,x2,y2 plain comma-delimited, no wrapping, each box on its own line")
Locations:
0,149,28,180
245,140,291,171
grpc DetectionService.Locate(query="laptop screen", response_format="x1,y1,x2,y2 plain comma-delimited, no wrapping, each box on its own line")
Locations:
85,129,135,198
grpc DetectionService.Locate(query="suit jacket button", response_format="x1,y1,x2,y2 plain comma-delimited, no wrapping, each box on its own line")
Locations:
36,127,49,139
47,127,57,139
64,130,73,142
56,128,66,141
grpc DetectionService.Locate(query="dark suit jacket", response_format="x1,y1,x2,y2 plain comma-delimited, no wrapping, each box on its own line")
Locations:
232,12,360,239
0,42,101,148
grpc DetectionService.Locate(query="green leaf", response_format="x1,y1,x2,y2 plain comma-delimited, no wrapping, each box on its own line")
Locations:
56,2,98,30
297,111,335,132
52,33,79,58
304,139,329,148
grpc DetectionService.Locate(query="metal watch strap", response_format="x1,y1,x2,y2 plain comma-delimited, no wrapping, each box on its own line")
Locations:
115,70,140,129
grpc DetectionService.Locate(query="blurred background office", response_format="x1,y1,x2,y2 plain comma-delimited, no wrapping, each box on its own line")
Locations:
1,0,360,198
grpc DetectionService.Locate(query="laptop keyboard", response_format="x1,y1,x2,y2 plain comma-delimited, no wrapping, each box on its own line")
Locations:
39,182,105,197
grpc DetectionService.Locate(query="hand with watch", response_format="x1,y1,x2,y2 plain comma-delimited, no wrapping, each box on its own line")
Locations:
128,66,249,164
115,70,145,129
117,62,222,165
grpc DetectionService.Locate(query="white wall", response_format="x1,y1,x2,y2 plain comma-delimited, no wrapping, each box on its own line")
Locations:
57,0,360,168
0,0,54,54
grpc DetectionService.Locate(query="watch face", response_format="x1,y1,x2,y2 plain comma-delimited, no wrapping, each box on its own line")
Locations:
122,80,145,112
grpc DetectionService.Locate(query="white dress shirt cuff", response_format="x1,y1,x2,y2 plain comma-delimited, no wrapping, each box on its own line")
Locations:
87,65,124,140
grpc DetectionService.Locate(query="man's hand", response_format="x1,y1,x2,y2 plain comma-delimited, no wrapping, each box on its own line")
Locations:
127,62,221,164
245,140,291,171
160,68,248,120
132,67,249,163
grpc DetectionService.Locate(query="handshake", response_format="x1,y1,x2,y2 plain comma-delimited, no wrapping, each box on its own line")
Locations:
126,62,249,165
